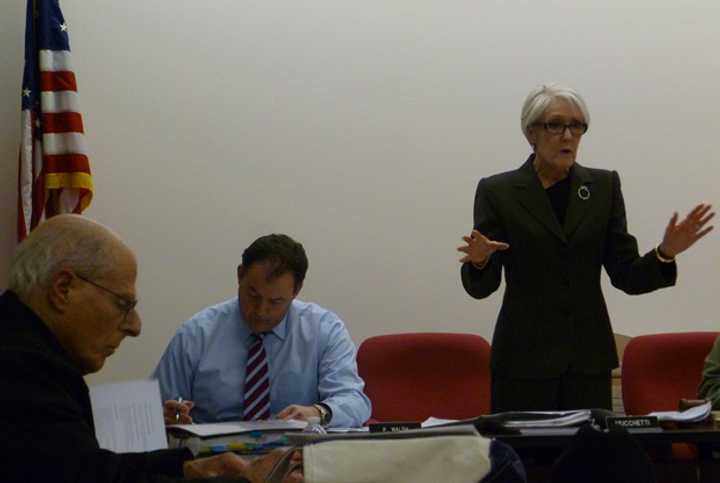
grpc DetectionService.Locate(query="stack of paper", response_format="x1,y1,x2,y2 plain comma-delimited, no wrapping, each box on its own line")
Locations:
188,433,292,457
648,401,712,423
167,419,308,457
89,379,168,453
167,419,307,437
499,410,592,428
422,409,592,430
287,424,480,445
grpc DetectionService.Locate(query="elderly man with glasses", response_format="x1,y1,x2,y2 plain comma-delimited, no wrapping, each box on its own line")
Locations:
0,214,298,483
457,83,714,413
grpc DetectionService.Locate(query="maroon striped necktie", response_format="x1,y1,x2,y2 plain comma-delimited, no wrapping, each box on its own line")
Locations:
243,334,271,421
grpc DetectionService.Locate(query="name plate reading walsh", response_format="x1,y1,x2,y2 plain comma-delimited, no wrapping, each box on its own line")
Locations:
606,416,659,431
369,422,422,433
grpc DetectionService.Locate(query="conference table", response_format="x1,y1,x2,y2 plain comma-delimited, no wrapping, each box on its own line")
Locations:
170,417,720,482
496,420,720,483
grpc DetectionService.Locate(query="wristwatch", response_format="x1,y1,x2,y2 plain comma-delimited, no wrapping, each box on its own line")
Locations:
313,403,332,426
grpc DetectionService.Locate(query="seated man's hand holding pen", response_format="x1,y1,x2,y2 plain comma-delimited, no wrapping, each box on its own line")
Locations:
163,397,194,424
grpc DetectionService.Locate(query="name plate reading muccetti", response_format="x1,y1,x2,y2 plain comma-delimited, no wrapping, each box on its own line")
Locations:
369,422,422,433
606,416,659,430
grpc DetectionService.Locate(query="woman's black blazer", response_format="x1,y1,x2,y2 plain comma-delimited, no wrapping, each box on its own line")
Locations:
461,157,676,378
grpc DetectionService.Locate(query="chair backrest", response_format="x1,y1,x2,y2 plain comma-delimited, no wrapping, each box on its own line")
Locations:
357,332,491,422
621,332,719,415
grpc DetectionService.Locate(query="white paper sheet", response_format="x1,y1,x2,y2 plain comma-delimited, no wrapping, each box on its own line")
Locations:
648,401,712,422
422,417,459,428
89,379,167,453
326,427,370,433
166,419,308,437
423,410,593,429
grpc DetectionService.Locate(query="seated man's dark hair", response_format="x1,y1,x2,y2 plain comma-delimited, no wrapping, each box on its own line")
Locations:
241,234,309,291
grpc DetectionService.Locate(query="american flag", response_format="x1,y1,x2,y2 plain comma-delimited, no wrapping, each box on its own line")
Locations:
18,0,93,241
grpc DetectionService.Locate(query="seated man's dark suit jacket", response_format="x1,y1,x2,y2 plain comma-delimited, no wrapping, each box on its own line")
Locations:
461,157,676,379
0,290,246,483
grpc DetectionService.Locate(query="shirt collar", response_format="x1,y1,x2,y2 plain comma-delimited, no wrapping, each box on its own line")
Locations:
239,299,290,343
267,311,289,340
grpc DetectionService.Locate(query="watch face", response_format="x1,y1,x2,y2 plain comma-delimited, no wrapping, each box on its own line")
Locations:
314,405,325,422
315,404,330,425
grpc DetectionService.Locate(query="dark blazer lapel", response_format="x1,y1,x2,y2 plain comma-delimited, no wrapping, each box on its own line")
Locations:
513,156,567,243
564,163,594,238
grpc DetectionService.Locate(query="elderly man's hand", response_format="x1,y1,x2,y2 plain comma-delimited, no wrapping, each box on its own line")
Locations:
183,452,249,479
185,450,305,483
276,404,321,422
246,449,304,483
457,229,510,267
163,399,194,425
659,203,714,258
282,449,304,483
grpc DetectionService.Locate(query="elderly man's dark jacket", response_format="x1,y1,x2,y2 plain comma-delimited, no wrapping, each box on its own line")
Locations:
462,158,676,378
0,290,210,483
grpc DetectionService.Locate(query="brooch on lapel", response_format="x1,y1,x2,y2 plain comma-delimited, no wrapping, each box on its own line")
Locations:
577,185,590,201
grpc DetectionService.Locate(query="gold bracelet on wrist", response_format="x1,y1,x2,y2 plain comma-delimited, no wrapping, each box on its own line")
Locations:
471,258,489,270
655,246,675,263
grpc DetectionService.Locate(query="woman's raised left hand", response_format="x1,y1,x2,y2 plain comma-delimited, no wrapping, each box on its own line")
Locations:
659,203,715,258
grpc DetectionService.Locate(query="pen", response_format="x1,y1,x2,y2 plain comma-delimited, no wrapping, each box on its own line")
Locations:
175,397,183,423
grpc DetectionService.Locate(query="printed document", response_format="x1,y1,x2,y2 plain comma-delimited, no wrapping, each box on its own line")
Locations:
89,379,167,452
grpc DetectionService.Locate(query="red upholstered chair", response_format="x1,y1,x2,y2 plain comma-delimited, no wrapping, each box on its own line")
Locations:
622,331,719,461
357,332,491,422
622,332,719,415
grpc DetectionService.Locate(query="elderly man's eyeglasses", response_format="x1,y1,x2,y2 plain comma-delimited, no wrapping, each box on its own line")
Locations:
535,121,588,136
76,274,138,321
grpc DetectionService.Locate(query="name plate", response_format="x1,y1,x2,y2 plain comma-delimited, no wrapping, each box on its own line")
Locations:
368,422,422,433
606,416,659,430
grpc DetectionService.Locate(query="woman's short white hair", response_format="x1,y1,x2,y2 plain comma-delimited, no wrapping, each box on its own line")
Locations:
521,83,591,139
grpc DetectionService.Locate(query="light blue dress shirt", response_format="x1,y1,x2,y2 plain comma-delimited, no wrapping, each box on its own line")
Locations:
152,297,371,428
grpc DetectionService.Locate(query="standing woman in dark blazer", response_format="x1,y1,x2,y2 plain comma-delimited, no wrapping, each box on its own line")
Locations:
458,84,714,412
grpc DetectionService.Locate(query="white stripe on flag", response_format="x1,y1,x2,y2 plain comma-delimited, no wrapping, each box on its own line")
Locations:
33,139,45,226
42,132,87,156
19,111,34,231
38,49,73,72
59,190,80,213
33,140,43,182
20,110,33,169
41,90,80,113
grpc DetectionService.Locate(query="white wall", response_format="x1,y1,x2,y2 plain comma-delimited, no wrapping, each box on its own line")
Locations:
1,1,718,385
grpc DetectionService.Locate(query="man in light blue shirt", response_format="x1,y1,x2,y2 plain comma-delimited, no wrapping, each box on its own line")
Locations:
152,234,371,428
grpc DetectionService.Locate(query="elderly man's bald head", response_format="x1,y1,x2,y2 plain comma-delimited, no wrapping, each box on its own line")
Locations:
9,215,132,298
8,215,140,374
